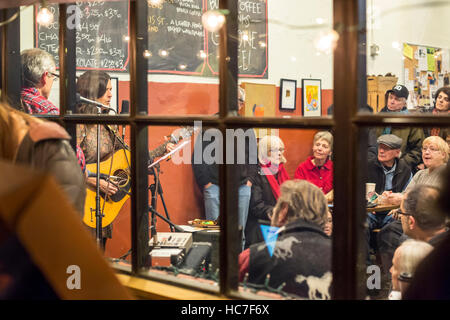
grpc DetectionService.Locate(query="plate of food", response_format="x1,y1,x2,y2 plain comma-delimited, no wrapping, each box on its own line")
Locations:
188,219,219,228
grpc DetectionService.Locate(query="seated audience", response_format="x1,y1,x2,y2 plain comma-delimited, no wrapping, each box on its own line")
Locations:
378,184,449,284
294,131,333,196
388,239,433,300
379,135,449,206
374,85,424,171
239,180,331,299
404,166,450,299
245,135,289,248
365,134,412,263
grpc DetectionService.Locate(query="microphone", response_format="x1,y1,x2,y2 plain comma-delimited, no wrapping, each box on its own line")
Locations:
76,93,116,113
120,100,129,140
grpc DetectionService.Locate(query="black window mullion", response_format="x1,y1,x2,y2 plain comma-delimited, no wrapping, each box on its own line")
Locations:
130,0,150,273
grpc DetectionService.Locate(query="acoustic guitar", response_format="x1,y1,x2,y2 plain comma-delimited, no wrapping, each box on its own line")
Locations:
83,126,197,228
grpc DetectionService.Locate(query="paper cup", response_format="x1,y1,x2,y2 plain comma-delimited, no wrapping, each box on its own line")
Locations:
366,183,376,200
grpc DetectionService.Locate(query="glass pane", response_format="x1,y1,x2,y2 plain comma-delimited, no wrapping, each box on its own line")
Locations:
20,4,60,115
365,0,450,117
236,0,334,118
237,128,334,299
137,124,220,292
363,126,449,300
146,0,219,116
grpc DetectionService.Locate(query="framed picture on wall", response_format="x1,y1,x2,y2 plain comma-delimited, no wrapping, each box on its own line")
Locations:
279,79,297,110
301,79,322,117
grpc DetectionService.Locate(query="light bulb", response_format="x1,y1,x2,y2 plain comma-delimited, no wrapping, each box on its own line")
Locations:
178,64,187,70
158,49,168,57
36,7,54,27
148,0,164,5
202,10,225,32
143,50,152,58
314,30,339,54
123,35,130,42
198,50,207,59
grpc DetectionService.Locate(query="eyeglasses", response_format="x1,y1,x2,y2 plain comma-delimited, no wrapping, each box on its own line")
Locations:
422,146,440,152
396,209,412,216
270,148,285,153
48,72,59,79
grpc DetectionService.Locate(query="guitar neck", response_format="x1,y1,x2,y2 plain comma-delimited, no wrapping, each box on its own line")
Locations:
149,141,169,160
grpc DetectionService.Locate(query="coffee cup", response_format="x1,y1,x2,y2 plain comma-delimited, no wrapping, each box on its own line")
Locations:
366,183,376,200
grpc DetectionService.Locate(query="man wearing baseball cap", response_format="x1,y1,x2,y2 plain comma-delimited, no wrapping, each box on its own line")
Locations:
374,85,424,172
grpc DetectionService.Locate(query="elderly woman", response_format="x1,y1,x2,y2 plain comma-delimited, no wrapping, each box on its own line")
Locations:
294,131,334,197
244,135,290,248
383,135,449,206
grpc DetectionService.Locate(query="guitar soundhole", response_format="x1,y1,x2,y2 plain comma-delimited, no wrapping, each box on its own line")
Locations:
108,169,131,202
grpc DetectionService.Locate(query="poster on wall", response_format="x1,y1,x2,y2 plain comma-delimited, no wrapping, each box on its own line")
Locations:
301,79,322,117
279,79,297,110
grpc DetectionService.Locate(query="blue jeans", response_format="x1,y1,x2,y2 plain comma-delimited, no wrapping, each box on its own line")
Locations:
365,212,394,265
203,184,251,250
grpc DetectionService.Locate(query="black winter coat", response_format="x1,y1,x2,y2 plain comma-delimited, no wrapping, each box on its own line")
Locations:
248,219,332,299
367,157,412,194
245,167,277,248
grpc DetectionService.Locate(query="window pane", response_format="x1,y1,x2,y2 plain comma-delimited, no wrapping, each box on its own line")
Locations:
146,0,219,116
365,0,450,116
237,0,334,118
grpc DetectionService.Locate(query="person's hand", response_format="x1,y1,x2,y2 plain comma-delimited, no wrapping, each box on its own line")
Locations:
166,142,176,153
87,177,118,196
246,180,252,187
417,163,425,171
204,182,213,189
383,192,403,205
388,208,401,220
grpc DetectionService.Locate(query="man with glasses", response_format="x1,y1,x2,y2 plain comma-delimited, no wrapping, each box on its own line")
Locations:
20,48,59,115
374,85,424,172
21,48,86,174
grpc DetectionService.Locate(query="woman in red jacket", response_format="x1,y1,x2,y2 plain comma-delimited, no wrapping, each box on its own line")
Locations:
295,131,333,196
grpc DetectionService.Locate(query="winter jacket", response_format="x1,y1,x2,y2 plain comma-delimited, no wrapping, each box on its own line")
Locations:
247,218,332,299
375,106,424,170
367,157,412,194
14,121,86,216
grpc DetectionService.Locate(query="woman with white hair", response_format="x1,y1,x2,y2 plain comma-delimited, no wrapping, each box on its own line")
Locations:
244,135,290,247
294,131,334,196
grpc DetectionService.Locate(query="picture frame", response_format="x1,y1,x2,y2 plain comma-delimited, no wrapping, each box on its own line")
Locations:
279,79,297,111
301,79,322,117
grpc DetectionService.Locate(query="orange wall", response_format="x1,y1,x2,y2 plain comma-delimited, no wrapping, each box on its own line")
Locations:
106,82,332,258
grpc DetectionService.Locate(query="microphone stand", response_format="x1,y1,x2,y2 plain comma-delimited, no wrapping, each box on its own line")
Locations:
95,108,103,250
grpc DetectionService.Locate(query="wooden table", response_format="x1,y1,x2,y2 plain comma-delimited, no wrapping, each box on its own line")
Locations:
366,203,399,213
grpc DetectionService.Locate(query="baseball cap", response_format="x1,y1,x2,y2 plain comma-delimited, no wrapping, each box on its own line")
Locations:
377,134,403,149
387,85,409,99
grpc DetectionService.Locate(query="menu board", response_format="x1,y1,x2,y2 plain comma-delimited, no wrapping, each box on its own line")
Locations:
35,0,268,78
35,1,129,71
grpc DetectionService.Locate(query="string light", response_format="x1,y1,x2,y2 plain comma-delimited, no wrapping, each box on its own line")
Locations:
202,10,226,32
158,49,169,57
143,50,152,58
148,0,165,5
314,29,339,54
36,0,54,27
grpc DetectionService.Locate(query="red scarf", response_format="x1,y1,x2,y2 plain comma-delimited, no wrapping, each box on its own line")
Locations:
260,163,290,199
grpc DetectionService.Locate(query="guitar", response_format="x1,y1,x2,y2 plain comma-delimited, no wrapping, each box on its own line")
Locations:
83,126,198,228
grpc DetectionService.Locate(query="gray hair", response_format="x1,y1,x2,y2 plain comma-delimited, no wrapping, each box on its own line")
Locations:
313,131,333,151
403,185,446,231
396,239,433,278
21,48,56,87
258,135,286,164
273,179,328,228
423,135,449,163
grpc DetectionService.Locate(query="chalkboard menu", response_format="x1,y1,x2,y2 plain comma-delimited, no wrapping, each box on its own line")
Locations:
35,0,267,78
35,2,129,71
147,0,268,78
205,0,268,78
147,0,206,75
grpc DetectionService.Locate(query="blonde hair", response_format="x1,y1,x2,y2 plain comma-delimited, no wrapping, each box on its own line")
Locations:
0,103,37,160
313,131,333,151
258,135,286,164
273,179,328,228
423,135,449,162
